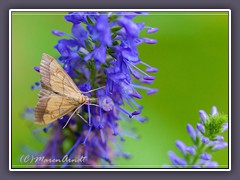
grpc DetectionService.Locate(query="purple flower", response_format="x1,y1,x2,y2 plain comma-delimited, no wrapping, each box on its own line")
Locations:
34,66,40,72
199,110,208,124
185,146,196,155
200,153,212,160
175,140,186,155
212,142,228,150
168,151,187,167
211,106,218,116
187,124,196,141
204,161,218,168
202,137,209,144
25,11,159,168
196,123,205,133
147,27,159,34
222,123,228,132
165,106,228,168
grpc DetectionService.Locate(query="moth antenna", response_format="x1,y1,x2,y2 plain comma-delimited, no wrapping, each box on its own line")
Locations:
81,86,106,94
88,103,100,107
62,103,86,129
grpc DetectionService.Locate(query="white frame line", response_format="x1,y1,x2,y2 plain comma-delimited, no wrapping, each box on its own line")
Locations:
9,9,231,172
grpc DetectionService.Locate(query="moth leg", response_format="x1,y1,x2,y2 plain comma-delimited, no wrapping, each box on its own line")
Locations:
62,103,86,129
77,114,88,124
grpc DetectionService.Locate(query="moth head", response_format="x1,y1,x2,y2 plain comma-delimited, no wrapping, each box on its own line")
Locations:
84,96,90,103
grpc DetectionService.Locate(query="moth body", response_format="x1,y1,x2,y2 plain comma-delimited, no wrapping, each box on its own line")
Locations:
35,53,98,125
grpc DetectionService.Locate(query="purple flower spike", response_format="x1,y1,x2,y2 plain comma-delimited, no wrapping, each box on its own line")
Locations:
211,106,218,116
202,137,209,144
204,161,218,168
200,153,212,160
175,140,186,154
146,67,158,73
34,66,40,72
187,124,196,141
147,27,159,34
196,123,205,133
199,110,209,124
185,147,196,155
165,106,228,169
27,12,159,168
147,89,158,95
143,38,157,44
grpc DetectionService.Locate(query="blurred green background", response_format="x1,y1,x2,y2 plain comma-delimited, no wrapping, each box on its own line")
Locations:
12,11,229,168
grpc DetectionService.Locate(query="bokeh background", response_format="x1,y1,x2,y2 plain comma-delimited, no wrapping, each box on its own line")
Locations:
11,11,229,168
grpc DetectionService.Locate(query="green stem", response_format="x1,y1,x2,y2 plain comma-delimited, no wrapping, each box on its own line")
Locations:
87,60,97,89
190,143,206,166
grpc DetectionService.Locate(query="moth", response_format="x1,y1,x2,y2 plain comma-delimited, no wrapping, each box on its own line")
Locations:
35,53,102,128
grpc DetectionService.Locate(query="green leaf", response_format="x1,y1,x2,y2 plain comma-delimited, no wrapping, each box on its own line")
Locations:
77,52,85,58
113,40,120,46
111,34,117,39
109,15,119,22
85,40,92,52
204,113,227,140
107,48,114,54
111,26,122,33
86,16,94,25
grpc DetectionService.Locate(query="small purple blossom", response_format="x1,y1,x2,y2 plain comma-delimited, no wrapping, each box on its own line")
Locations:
196,123,205,133
187,124,196,141
199,110,209,124
202,137,209,144
200,153,212,160
175,140,186,155
222,123,228,132
34,66,40,72
165,106,228,168
211,106,218,116
212,142,228,150
147,27,159,34
216,135,224,141
186,146,196,155
204,161,218,168
168,151,187,167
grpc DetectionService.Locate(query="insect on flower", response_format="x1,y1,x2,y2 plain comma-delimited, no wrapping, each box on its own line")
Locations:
34,53,104,128
23,12,160,168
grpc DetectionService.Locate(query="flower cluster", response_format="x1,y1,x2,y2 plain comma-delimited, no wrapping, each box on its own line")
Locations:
165,106,228,168
26,12,158,168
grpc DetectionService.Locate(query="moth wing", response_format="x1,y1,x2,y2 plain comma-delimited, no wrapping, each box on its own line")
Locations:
35,88,78,125
40,53,81,97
